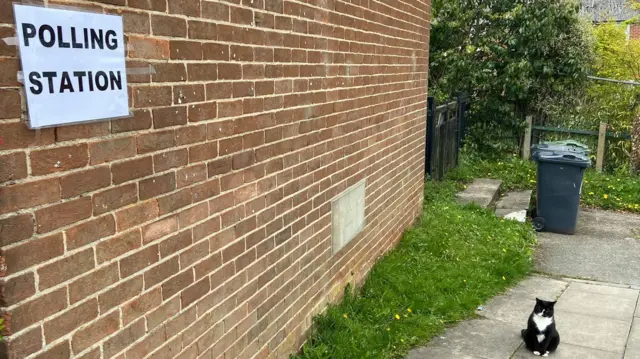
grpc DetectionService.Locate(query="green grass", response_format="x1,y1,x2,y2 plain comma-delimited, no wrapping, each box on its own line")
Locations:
449,153,640,214
294,181,536,359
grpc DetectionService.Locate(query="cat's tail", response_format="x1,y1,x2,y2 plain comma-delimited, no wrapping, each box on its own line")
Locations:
520,329,527,339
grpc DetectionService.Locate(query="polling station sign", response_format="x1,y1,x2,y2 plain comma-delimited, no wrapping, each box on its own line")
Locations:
14,4,129,129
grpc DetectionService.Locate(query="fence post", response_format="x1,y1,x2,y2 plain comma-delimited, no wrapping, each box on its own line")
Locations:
425,97,436,177
455,94,464,165
596,122,607,172
522,116,533,160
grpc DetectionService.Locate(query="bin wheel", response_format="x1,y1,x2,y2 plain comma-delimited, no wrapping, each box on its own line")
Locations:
533,217,545,232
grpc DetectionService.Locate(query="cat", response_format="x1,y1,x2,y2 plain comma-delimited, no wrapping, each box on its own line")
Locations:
521,298,560,357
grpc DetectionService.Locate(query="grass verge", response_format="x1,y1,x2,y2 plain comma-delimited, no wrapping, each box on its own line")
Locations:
449,153,640,213
294,180,536,359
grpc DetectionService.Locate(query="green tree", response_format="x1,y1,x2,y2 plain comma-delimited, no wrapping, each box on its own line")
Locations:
429,0,594,156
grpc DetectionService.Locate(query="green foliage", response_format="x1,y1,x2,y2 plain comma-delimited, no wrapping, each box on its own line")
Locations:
430,0,594,157
293,181,536,359
0,318,5,342
452,153,640,213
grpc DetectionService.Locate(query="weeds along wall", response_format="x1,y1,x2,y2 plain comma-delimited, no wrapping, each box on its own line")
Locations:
0,0,430,358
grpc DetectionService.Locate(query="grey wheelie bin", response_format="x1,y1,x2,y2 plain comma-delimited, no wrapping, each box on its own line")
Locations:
531,147,591,235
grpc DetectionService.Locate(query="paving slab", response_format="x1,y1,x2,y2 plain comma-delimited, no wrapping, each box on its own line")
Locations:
477,276,568,327
567,281,640,299
554,283,638,321
555,311,631,353
512,342,621,359
405,319,522,359
536,208,640,286
637,299,640,318
456,179,502,208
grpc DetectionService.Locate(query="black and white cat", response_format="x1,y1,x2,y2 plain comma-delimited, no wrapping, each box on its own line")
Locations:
521,298,560,357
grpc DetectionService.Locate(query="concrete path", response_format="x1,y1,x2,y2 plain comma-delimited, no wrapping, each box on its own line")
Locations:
536,208,640,286
407,276,640,359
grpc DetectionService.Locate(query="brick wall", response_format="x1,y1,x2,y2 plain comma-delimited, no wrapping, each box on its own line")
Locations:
0,0,430,358
630,23,640,39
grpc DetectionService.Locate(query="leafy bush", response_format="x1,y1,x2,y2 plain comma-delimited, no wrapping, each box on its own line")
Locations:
429,0,594,157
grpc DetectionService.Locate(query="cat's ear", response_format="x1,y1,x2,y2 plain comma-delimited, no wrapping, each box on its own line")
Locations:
549,300,557,307
535,297,542,303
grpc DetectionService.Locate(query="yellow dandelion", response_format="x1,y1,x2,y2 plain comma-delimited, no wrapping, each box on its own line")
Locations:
386,327,391,331
604,194,609,199
589,192,594,195
463,279,467,283
395,314,400,320
407,308,412,313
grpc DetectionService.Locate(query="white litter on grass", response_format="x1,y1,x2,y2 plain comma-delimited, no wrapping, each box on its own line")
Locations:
504,210,527,223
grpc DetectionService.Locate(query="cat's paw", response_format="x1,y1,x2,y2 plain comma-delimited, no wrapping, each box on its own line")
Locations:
542,352,549,357
533,351,541,356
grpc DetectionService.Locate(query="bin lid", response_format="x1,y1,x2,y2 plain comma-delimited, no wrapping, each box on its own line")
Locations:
532,141,591,155
532,149,591,168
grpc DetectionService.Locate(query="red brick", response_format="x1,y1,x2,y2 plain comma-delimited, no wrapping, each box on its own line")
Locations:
69,263,120,304
153,106,188,129
137,130,175,154
60,166,111,198
1,272,36,307
209,192,235,215
90,137,137,165
0,58,19,86
152,62,187,83
0,326,42,359
144,257,180,289
203,43,230,61
218,63,242,80
33,146,83,178
158,188,192,215
146,297,180,331
171,40,203,60
114,8,150,34
71,311,120,353
219,137,242,156
193,216,221,242
116,200,159,231
189,142,218,163
134,85,173,107
202,1,229,21
179,239,209,270
0,213,34,247
35,197,92,233
93,184,138,215
0,178,60,214
77,348,101,359
122,287,162,326
103,319,145,358
56,122,110,142
112,109,153,133
0,152,27,184
139,173,176,200
0,89,21,120
194,252,222,280
181,277,210,307
120,245,159,278
44,299,98,343
96,229,141,263
32,340,70,359
207,158,233,178
0,122,55,150
207,120,235,140
188,101,218,122
125,325,165,359
177,164,208,188
176,124,207,146
38,248,95,290
169,0,200,16
143,216,178,244
152,14,187,37
99,275,143,312
128,36,170,60
129,0,166,11
112,156,153,184
162,270,194,300
4,233,63,275
8,288,67,333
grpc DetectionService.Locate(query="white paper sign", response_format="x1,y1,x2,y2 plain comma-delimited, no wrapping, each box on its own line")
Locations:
13,4,129,128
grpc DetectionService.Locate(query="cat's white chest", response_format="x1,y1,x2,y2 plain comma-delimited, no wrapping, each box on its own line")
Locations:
536,334,545,343
533,314,553,331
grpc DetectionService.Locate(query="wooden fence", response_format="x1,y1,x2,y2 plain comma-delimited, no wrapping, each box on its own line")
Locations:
426,95,470,180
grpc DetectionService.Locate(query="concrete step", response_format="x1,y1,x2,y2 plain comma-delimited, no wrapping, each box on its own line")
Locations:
495,190,533,223
456,178,502,209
